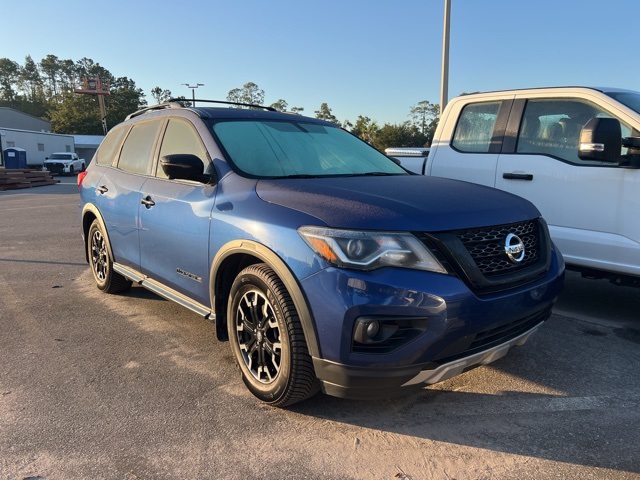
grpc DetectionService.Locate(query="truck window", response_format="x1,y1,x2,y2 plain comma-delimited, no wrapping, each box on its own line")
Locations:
451,102,501,153
516,98,632,164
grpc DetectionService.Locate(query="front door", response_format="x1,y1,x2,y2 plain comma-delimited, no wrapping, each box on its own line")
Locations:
496,96,640,276
138,118,215,306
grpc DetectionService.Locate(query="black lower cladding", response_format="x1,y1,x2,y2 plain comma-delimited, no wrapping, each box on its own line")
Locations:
414,218,552,294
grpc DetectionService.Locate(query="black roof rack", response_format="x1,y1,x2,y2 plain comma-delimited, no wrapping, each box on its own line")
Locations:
167,98,277,112
125,101,184,120
125,98,278,121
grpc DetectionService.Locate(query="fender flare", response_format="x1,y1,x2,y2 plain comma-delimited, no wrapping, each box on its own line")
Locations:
210,240,321,358
81,204,113,264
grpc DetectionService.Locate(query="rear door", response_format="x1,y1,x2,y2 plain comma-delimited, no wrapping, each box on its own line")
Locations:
495,93,640,275
96,119,163,271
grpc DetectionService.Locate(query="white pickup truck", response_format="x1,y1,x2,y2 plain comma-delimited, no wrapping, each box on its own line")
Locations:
43,152,86,175
387,87,640,287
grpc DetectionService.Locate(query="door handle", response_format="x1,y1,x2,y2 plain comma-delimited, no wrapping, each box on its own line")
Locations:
141,196,155,208
97,185,108,194
503,173,533,181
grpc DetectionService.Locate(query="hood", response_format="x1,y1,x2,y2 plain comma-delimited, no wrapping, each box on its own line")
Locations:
256,175,540,232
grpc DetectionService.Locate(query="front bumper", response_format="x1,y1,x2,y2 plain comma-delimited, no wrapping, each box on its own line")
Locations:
300,247,564,399
312,318,543,399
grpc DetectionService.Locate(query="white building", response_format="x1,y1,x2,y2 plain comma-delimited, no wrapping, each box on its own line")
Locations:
0,108,76,167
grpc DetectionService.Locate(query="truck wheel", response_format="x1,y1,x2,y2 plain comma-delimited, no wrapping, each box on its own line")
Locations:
69,165,74,175
87,219,132,294
228,263,319,407
81,163,86,172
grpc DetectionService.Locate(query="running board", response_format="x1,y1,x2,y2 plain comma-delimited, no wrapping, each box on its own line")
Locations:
113,263,213,319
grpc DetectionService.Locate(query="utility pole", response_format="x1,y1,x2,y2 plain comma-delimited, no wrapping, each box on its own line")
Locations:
182,83,204,107
440,0,451,116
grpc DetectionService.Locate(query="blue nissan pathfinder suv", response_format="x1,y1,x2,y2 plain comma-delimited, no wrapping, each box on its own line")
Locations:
79,100,565,406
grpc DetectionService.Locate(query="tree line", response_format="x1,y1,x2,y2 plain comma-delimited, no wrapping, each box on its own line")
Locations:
0,55,146,135
0,55,439,150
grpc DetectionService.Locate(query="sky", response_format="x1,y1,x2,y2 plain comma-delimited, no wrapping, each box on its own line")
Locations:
2,0,639,125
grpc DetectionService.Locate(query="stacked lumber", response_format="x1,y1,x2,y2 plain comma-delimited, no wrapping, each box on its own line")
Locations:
0,168,60,191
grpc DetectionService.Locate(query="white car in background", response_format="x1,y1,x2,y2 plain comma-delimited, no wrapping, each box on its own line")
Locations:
43,152,85,175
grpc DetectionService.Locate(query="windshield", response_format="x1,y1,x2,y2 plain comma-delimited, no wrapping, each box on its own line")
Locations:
211,120,407,178
605,91,640,115
49,154,70,160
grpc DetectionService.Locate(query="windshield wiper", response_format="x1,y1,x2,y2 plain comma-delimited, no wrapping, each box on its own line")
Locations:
281,174,321,179
339,172,406,177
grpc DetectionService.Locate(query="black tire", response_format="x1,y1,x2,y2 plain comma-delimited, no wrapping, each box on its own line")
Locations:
228,263,320,407
69,165,74,175
81,163,86,172
87,219,132,294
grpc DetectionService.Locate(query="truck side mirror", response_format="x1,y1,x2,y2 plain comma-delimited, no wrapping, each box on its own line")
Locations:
578,117,621,162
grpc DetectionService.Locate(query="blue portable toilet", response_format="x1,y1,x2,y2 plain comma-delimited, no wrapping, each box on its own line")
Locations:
4,148,27,169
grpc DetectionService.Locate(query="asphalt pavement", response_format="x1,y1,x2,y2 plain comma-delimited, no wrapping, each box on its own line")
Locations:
0,177,638,480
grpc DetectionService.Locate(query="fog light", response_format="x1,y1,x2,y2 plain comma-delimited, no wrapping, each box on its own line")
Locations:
353,317,400,345
365,320,380,339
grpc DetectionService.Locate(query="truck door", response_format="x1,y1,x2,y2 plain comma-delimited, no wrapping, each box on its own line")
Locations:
428,98,513,187
495,95,640,276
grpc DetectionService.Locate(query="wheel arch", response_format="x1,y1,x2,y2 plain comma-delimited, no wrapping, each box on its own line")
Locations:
210,240,321,358
81,204,112,264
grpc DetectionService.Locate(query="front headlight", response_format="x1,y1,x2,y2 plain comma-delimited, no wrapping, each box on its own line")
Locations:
298,226,447,273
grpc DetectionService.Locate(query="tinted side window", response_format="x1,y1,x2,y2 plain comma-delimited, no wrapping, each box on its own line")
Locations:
516,98,632,164
451,102,501,153
95,125,128,166
156,119,208,179
117,120,162,174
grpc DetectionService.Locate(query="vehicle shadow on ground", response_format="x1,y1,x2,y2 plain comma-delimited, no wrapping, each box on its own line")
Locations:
289,311,640,474
0,257,87,267
555,271,640,326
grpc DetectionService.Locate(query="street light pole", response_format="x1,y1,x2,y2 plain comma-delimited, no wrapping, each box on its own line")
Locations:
182,83,205,107
440,0,451,116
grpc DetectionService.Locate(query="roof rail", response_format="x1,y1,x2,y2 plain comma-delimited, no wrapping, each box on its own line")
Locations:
125,102,184,120
168,98,277,112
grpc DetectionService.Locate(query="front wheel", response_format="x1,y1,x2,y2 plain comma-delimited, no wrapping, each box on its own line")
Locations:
228,264,319,407
87,219,132,294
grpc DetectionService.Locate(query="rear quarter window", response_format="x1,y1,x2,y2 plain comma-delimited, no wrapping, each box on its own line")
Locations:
95,125,129,166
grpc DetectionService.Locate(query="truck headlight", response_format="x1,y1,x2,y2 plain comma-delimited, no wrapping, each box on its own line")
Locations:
298,226,446,273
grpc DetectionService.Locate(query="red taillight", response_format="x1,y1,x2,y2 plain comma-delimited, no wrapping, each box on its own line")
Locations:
77,171,88,189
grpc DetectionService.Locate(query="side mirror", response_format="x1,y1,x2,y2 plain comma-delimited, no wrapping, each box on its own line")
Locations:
578,117,621,162
160,154,214,183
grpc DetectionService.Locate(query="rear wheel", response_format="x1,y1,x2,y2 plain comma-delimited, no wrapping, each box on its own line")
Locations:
88,219,132,294
228,263,319,407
